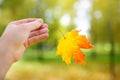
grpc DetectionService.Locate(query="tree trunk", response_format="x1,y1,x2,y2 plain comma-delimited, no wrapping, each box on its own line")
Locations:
107,0,116,79
109,38,115,80
107,22,115,80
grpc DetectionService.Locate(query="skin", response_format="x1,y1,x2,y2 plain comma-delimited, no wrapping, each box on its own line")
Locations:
0,18,49,80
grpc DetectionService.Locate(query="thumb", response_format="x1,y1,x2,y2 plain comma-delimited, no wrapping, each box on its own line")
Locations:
25,20,43,32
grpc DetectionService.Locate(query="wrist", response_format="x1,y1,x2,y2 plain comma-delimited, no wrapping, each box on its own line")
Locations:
0,38,14,63
0,38,14,79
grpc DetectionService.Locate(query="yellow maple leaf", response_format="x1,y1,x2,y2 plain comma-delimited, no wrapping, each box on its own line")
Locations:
56,30,93,65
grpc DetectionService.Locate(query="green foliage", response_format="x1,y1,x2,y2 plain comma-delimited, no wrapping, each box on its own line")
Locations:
0,25,5,36
90,0,120,43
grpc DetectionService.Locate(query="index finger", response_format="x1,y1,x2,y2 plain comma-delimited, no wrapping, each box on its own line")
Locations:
12,18,43,25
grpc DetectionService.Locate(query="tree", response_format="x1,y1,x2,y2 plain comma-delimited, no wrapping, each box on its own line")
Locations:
90,0,120,80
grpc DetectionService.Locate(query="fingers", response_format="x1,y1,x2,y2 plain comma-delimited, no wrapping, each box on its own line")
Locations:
31,23,48,32
11,18,49,48
29,24,48,38
11,18,44,32
12,18,37,24
23,20,43,32
25,33,49,47
12,18,43,25
12,18,43,31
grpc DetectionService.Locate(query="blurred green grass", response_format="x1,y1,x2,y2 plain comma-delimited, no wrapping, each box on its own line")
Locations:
6,59,120,80
5,48,120,80
22,47,120,64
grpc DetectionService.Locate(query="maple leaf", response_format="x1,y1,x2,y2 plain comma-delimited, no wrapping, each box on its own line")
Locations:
56,30,93,65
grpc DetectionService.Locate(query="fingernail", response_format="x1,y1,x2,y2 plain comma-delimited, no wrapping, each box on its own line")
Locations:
37,19,43,24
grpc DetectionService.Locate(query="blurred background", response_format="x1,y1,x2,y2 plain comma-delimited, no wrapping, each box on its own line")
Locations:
0,0,120,80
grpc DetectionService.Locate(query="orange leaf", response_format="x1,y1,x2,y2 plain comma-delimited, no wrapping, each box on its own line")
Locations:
73,50,87,66
56,30,93,65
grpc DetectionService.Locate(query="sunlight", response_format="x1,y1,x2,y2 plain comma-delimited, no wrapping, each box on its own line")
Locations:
60,14,71,26
94,10,102,19
74,0,92,36
0,0,3,5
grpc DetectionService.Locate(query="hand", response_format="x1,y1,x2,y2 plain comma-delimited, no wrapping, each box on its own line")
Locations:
0,18,49,62
0,18,49,79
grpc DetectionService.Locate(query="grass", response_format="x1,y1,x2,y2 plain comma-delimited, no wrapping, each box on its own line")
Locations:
5,48,120,80
6,60,120,80
23,48,120,62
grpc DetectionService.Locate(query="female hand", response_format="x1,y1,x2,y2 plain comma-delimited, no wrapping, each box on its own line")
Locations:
0,18,49,62
0,18,49,79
